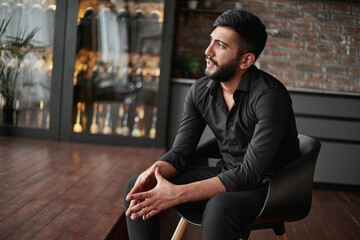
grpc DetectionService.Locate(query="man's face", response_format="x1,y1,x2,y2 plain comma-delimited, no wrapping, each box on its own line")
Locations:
204,26,242,82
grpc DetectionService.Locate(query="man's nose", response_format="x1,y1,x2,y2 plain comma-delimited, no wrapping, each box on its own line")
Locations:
205,43,215,57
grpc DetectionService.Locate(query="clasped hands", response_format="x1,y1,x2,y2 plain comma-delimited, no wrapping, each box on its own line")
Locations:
126,164,181,221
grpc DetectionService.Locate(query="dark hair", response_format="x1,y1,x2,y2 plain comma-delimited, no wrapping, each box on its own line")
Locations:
213,9,267,60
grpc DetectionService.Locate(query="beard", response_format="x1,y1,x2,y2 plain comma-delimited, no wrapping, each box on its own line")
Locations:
205,55,241,82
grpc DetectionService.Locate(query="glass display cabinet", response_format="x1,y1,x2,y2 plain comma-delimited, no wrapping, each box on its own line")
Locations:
0,0,175,148
0,0,65,138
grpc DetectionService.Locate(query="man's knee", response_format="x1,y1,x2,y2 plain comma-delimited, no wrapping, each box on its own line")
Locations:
202,194,242,239
203,193,232,221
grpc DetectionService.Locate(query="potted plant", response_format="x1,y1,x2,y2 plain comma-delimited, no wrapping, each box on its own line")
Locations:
0,18,39,125
176,55,202,79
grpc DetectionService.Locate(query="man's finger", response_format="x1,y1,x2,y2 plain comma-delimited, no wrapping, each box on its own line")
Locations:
127,191,151,201
130,204,153,220
143,209,158,220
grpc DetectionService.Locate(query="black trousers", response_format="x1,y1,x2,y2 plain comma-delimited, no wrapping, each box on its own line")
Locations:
124,166,267,240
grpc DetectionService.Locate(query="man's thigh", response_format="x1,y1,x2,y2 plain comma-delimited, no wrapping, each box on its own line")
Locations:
170,166,220,185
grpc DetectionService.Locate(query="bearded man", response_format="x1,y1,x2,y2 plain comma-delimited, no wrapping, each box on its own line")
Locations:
125,9,301,240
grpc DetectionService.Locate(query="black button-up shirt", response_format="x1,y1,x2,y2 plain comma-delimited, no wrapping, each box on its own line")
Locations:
160,66,301,192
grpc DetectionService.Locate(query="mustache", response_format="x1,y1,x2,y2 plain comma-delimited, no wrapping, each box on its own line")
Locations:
205,56,218,66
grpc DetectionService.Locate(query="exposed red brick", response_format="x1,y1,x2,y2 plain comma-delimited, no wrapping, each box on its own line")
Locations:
323,65,348,75
203,13,220,22
332,45,358,55
305,43,331,53
304,12,330,22
353,6,360,15
184,23,212,32
348,36,360,46
320,33,346,44
323,84,349,92
305,73,330,83
262,49,287,58
172,0,360,93
276,10,302,19
177,32,198,41
296,82,322,89
278,71,304,81
249,8,275,18
349,67,360,76
324,3,351,14
267,60,294,69
281,81,296,88
314,23,340,34
314,54,339,64
179,43,206,52
332,75,357,85
296,2,324,11
294,32,319,41
242,0,270,7
296,62,321,73
265,39,277,48
268,29,292,39
331,15,357,25
350,87,360,92
342,56,360,66
288,52,313,61
256,59,268,69
342,26,360,36
262,19,287,28
271,0,297,9
288,21,313,31
279,40,304,50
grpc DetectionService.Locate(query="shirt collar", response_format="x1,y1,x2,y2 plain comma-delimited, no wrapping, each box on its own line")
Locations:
206,65,257,97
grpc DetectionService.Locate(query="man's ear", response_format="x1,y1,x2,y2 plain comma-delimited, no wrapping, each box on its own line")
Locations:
239,53,256,70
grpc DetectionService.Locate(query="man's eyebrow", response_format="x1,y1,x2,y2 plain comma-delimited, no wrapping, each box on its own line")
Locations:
217,39,230,47
210,35,230,47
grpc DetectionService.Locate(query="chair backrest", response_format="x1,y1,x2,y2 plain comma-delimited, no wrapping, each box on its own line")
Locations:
254,134,321,224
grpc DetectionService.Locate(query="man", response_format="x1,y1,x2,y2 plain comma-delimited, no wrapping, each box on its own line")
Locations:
125,9,301,240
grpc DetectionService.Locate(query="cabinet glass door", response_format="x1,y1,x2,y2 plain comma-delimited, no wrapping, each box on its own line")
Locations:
0,0,57,130
65,0,173,147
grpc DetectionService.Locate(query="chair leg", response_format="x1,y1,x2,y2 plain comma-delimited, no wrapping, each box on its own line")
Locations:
276,233,288,240
272,222,285,235
239,228,251,240
273,222,287,240
171,218,188,240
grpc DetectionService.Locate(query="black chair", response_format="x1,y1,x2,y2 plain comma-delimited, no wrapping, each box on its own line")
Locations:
171,134,321,240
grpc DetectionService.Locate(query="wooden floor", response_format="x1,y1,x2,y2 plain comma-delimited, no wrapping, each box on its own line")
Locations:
0,136,359,240
0,136,164,240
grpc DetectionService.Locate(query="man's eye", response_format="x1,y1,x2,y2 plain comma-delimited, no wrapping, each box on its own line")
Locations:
218,42,224,48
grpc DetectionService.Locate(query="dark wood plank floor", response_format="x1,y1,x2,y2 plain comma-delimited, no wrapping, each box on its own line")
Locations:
0,136,164,240
0,136,359,240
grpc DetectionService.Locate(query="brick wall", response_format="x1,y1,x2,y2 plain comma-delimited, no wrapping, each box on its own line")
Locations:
172,0,360,93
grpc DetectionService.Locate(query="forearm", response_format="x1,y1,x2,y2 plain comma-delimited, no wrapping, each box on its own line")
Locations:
153,160,178,180
177,177,226,204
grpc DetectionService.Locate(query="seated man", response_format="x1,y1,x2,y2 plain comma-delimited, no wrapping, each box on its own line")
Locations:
125,9,301,240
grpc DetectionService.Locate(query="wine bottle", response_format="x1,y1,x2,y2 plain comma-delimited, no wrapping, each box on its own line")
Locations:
149,107,157,139
37,100,44,128
73,102,83,133
90,102,99,134
115,103,124,135
122,104,130,136
103,104,112,135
